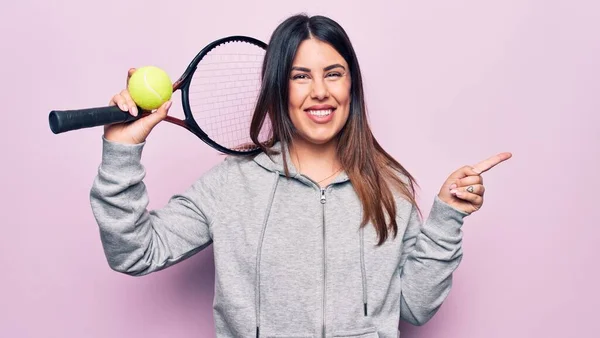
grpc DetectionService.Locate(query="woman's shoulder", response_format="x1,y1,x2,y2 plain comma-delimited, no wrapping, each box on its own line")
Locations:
201,153,271,183
204,154,254,173
187,154,267,199
382,166,418,210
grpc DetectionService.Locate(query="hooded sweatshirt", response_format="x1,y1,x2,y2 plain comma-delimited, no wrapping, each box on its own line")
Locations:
90,137,468,338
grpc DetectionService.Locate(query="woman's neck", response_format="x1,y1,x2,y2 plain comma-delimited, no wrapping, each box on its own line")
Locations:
289,137,341,186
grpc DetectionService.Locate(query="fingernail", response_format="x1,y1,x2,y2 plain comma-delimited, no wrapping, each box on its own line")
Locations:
120,104,128,111
165,101,172,110
455,192,463,197
132,106,138,116
451,189,458,194
449,184,457,190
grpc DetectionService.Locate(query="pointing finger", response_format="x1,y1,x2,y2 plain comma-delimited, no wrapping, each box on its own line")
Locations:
448,165,482,180
472,152,513,174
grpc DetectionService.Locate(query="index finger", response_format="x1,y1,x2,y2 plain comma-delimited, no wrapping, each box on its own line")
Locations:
472,152,512,174
126,68,136,85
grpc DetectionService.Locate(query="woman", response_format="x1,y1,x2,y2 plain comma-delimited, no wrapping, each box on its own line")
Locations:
91,14,511,338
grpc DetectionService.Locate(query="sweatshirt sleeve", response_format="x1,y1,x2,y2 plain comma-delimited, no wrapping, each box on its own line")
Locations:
398,195,469,325
89,136,228,276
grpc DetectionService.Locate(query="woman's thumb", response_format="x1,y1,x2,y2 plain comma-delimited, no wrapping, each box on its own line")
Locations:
144,101,172,129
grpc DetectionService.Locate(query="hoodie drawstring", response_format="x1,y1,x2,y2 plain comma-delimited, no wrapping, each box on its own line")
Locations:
255,172,280,338
254,171,367,336
359,226,368,316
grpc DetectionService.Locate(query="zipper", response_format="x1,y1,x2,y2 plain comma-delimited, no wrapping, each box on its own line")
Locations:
320,188,327,338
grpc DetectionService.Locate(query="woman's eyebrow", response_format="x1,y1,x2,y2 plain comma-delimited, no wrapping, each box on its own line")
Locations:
291,64,346,72
324,64,345,71
291,66,311,72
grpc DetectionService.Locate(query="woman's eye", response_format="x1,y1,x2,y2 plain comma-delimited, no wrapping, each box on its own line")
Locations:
326,72,342,78
292,74,309,80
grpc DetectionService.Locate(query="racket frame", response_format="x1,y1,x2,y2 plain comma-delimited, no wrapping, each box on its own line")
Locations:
173,35,268,155
48,35,268,156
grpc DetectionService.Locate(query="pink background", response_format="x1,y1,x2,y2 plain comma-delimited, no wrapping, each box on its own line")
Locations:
1,0,598,337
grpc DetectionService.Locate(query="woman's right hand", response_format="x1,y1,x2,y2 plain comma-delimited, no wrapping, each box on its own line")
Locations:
104,68,172,144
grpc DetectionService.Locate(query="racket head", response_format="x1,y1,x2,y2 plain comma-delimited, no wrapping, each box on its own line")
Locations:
175,36,272,156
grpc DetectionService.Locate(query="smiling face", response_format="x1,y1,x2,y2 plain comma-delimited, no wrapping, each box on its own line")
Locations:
288,38,352,146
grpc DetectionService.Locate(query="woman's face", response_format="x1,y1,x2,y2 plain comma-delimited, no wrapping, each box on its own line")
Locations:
288,38,351,146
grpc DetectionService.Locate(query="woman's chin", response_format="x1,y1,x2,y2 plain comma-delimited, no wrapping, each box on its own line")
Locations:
295,133,337,147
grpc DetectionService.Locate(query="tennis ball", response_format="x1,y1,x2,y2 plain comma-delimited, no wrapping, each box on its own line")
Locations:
128,66,173,110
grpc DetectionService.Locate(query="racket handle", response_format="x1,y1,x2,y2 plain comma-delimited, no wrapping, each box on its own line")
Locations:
49,105,139,134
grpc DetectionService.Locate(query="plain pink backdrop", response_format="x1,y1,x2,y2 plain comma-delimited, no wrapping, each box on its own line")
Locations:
1,0,598,337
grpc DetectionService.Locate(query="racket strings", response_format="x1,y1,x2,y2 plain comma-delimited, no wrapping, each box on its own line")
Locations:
188,43,271,152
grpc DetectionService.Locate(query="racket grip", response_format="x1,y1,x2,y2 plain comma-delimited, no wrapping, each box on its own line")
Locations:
49,105,139,134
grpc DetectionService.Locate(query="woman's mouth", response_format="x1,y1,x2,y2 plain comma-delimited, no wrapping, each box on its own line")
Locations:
305,106,336,123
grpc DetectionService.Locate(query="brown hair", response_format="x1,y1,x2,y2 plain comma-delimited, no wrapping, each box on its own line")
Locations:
250,14,420,245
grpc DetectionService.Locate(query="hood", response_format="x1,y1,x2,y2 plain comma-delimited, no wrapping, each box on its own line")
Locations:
252,141,350,185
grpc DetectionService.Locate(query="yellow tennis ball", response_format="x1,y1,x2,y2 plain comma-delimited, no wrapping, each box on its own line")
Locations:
128,66,173,110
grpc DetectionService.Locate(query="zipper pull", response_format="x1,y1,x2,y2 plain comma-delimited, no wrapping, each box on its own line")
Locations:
320,189,326,204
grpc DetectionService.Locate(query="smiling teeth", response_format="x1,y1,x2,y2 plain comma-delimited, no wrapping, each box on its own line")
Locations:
308,109,332,117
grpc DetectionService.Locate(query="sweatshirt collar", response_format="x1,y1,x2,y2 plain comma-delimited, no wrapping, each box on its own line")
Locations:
253,141,350,185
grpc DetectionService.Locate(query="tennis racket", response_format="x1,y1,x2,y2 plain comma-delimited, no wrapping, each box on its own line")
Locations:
48,36,271,155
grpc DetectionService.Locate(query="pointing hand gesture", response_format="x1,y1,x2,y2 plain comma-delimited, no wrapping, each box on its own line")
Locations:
438,152,513,214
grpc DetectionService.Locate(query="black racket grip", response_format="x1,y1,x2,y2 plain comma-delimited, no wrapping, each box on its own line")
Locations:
49,105,139,134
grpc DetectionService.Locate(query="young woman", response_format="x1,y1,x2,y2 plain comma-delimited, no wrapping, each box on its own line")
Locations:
91,14,511,338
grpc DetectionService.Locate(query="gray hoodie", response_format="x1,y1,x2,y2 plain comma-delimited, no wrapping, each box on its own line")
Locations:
90,137,468,338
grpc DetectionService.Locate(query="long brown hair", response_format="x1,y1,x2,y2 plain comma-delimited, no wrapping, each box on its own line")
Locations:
250,14,420,245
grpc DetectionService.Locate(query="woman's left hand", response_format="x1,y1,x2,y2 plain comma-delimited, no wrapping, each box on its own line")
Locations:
438,152,513,214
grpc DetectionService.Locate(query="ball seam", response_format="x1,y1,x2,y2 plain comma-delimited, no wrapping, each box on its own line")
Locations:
143,69,164,104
